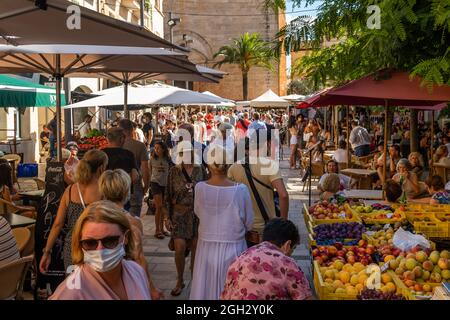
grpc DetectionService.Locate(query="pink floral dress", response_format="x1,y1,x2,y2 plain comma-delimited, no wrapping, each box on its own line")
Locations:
220,241,312,300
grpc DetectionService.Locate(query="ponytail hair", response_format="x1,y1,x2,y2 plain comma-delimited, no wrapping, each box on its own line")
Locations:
75,149,108,185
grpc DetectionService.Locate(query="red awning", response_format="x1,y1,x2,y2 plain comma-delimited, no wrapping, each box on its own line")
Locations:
297,70,450,109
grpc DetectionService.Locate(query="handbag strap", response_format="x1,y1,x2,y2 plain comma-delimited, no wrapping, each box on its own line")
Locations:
181,166,193,183
242,164,270,223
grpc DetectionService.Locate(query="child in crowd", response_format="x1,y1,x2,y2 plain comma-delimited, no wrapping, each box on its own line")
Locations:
425,175,450,204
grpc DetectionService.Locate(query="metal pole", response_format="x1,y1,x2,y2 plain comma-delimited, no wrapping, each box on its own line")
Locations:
308,148,312,207
140,0,145,27
431,110,435,168
56,54,62,162
169,12,173,44
124,82,129,119
346,105,350,167
382,100,388,186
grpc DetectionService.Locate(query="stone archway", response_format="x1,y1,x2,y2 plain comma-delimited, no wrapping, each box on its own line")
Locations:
173,29,215,64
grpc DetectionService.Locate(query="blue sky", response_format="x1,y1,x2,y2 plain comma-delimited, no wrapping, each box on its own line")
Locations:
286,0,322,22
285,1,322,73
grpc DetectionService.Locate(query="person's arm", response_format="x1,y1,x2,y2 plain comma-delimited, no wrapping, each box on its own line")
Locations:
147,159,152,184
2,186,12,202
39,188,70,273
271,179,288,219
241,186,254,231
407,172,421,195
141,159,150,194
129,217,164,300
148,127,154,146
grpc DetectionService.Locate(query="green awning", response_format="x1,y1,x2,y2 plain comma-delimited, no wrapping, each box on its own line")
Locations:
0,75,66,108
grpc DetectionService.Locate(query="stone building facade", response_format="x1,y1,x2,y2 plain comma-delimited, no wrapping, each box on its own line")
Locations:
164,0,287,100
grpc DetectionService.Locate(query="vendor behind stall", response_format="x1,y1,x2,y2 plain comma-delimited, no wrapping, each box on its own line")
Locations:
78,115,93,138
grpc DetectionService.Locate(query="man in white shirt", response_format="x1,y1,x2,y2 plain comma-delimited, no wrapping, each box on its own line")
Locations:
78,115,92,138
349,119,371,156
332,140,348,164
193,113,208,144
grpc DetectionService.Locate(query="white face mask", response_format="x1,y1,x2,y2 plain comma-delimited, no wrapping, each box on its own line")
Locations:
83,243,126,273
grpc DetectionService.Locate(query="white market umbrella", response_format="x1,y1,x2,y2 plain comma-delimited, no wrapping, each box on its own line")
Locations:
200,91,235,107
281,94,307,101
250,89,290,108
63,83,226,110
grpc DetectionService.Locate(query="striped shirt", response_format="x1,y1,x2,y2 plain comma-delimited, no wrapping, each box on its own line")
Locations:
0,216,20,266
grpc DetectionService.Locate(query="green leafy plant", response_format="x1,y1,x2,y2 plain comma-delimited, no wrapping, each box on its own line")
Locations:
213,32,275,100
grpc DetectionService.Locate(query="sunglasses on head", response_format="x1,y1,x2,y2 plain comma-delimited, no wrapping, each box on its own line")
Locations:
80,235,122,251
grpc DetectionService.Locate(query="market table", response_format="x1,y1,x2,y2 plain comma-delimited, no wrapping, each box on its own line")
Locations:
2,212,36,229
343,189,383,200
340,168,378,189
18,190,45,206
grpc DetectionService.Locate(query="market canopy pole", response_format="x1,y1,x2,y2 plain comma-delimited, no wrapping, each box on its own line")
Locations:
383,100,388,185
346,105,350,168
55,54,62,161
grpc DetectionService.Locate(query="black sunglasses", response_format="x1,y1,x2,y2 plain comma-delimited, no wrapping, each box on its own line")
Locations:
80,235,122,251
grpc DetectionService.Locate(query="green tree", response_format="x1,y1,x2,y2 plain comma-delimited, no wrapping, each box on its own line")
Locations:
273,0,449,151
213,32,274,100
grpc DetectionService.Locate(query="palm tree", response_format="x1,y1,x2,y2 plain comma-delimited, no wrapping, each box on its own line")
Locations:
213,32,274,100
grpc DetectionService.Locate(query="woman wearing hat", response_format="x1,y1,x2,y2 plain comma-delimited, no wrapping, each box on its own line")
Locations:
164,141,207,296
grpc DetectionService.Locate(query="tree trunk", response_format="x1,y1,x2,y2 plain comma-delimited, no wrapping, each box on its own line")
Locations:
410,109,419,152
242,71,248,101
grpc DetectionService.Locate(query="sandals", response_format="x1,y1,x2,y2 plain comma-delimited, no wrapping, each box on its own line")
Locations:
170,283,185,296
154,233,165,239
163,231,171,237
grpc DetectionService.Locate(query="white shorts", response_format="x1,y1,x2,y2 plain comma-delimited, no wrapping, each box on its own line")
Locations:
290,136,298,145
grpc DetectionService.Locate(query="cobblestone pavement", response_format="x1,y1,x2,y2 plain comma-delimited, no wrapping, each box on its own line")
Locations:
141,150,320,300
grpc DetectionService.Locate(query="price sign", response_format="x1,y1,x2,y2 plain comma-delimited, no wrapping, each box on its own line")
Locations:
366,264,381,289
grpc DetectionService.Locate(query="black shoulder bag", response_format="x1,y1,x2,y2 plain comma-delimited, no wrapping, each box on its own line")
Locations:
242,164,271,223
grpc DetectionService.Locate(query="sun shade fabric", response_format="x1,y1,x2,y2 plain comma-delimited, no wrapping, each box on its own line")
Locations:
297,70,450,108
0,74,65,107
63,83,226,110
0,0,181,50
0,44,196,76
250,89,289,107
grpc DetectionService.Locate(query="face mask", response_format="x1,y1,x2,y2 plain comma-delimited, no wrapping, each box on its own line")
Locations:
83,243,126,273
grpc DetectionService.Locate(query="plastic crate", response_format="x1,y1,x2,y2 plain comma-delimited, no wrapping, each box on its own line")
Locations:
306,204,361,226
17,163,38,177
390,272,441,300
413,220,449,239
312,261,358,300
404,211,437,224
360,210,406,225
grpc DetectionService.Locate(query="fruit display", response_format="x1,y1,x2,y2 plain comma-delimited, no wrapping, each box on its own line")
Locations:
387,249,449,297
78,135,108,150
312,242,374,266
309,201,356,221
353,204,404,223
313,223,365,245
365,228,395,246
366,220,414,233
357,288,405,300
317,260,398,297
435,212,450,223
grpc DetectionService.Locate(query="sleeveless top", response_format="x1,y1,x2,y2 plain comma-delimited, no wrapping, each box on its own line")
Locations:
63,184,86,270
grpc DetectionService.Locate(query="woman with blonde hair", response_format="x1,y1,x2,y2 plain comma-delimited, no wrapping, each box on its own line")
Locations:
50,200,151,300
319,173,341,201
408,152,424,177
40,149,108,273
99,169,163,299
190,145,253,300
433,146,450,166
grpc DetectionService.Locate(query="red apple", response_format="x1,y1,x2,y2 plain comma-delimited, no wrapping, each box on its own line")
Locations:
334,242,343,250
314,256,323,264
360,258,369,266
328,246,338,256
320,254,329,262
357,247,366,255
366,245,375,255
337,251,345,258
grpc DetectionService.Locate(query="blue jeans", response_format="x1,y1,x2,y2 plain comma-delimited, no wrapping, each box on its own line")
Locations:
354,144,370,157
49,133,56,158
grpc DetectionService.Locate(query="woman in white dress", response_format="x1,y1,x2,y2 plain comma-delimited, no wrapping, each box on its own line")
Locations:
190,145,253,300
